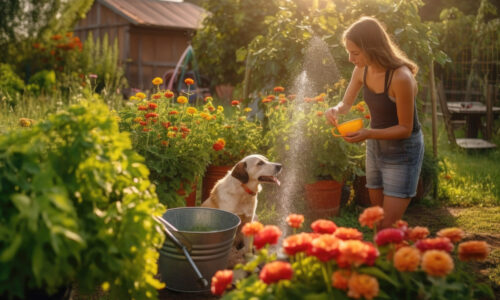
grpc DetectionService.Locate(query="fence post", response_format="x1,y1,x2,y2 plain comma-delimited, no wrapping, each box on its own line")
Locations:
486,84,494,140
429,60,438,158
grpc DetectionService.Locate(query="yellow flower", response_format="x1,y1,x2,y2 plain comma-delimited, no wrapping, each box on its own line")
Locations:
186,107,198,115
129,96,139,101
200,112,210,120
177,96,188,104
152,77,163,85
101,281,110,292
19,118,33,127
167,131,176,138
136,92,146,99
421,250,454,277
217,106,224,112
244,107,252,113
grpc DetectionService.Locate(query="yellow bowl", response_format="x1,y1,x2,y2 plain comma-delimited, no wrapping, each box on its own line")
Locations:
331,118,363,137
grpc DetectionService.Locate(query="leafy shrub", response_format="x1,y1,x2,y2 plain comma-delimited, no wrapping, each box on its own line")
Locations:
0,63,25,103
0,101,165,299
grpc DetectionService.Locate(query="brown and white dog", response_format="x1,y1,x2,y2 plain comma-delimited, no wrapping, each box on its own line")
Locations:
202,154,282,233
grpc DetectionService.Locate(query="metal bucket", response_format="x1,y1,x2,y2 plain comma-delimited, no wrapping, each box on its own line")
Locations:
158,207,241,292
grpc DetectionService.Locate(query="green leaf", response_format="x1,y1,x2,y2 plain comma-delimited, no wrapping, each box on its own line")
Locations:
32,245,44,286
359,266,400,288
0,234,22,262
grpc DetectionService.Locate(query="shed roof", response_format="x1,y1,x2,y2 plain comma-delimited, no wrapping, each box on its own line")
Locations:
100,0,206,30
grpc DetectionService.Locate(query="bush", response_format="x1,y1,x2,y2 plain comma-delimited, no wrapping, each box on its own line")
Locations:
0,101,165,299
0,63,25,104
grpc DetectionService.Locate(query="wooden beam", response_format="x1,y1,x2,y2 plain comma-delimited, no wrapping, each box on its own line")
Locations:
138,35,143,89
74,23,129,31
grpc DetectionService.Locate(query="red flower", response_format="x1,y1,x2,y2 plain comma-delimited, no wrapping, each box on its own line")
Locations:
334,227,363,241
374,228,404,246
262,98,272,103
259,261,293,284
231,100,240,106
184,78,194,85
273,86,285,92
365,114,371,119
210,269,233,296
279,98,287,104
415,237,454,253
241,221,263,236
286,214,304,228
144,112,159,119
169,110,179,115
307,235,341,262
253,225,282,250
164,90,174,98
283,233,313,256
213,143,224,151
148,102,158,110
180,127,190,133
161,121,171,129
138,105,148,111
337,241,379,267
267,95,276,100
311,219,337,234
139,121,147,126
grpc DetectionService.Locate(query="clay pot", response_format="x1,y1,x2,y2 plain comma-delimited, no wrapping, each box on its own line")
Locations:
305,180,343,218
202,165,232,203
177,180,197,207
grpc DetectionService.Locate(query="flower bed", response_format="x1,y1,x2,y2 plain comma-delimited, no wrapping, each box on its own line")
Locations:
210,207,493,299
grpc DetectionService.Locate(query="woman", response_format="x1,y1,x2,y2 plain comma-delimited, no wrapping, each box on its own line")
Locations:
325,16,424,229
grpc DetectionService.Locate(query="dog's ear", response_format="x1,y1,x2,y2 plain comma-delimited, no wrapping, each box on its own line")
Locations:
231,161,249,183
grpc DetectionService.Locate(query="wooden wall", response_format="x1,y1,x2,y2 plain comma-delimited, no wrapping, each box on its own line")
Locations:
74,2,194,90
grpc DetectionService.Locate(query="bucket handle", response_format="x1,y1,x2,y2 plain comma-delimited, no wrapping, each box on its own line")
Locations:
153,215,209,288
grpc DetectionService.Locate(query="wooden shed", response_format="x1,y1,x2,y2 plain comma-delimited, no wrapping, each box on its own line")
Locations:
74,0,206,90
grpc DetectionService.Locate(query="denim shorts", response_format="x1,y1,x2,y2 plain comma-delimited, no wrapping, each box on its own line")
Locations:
365,130,424,198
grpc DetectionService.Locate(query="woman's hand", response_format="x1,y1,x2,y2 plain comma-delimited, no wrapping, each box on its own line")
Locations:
343,128,370,143
325,107,339,126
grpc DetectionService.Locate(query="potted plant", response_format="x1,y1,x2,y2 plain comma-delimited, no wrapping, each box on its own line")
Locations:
119,77,215,208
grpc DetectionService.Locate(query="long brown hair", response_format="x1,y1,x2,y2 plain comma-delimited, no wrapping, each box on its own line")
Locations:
343,16,418,76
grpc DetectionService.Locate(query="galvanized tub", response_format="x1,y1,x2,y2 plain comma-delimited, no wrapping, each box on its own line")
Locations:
158,207,241,292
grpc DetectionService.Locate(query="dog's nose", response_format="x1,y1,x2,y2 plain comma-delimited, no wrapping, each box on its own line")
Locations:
275,164,282,172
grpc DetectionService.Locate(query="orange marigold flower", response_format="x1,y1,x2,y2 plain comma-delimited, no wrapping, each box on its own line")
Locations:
244,107,252,113
138,105,148,111
231,100,240,106
458,241,490,262
213,138,225,151
337,240,379,268
184,78,194,85
274,86,285,92
437,227,465,243
283,233,313,256
207,104,215,112
267,95,276,100
210,269,233,296
139,121,147,126
365,114,371,119
169,110,179,115
311,219,337,234
408,226,430,242
358,206,384,229
161,121,171,129
253,225,282,250
393,246,421,272
164,90,174,98
51,34,62,40
315,95,324,102
307,235,341,262
259,261,293,284
177,96,188,104
421,250,454,277
161,140,168,146
241,221,263,237
136,92,146,99
134,117,143,123
286,214,304,228
186,107,197,115
152,93,161,100
142,127,151,132
152,77,163,85
148,102,158,110
262,98,272,103
18,118,33,127
375,228,404,246
144,112,158,119
279,98,287,104
415,237,453,253
204,96,213,102
316,111,324,117
332,269,351,290
347,273,379,300
334,227,363,241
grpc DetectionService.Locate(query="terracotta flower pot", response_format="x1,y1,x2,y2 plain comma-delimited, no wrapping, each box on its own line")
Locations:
177,180,197,207
202,165,232,203
353,175,371,207
305,180,343,218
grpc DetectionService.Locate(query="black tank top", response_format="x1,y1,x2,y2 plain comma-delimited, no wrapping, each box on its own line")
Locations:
363,67,420,133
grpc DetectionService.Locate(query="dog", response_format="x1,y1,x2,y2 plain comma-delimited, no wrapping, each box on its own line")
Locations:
202,154,282,257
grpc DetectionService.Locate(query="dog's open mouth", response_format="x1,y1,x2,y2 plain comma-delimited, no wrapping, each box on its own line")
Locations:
258,176,281,186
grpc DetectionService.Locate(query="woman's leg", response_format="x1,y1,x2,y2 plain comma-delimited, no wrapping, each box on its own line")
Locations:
380,195,411,229
368,188,384,207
